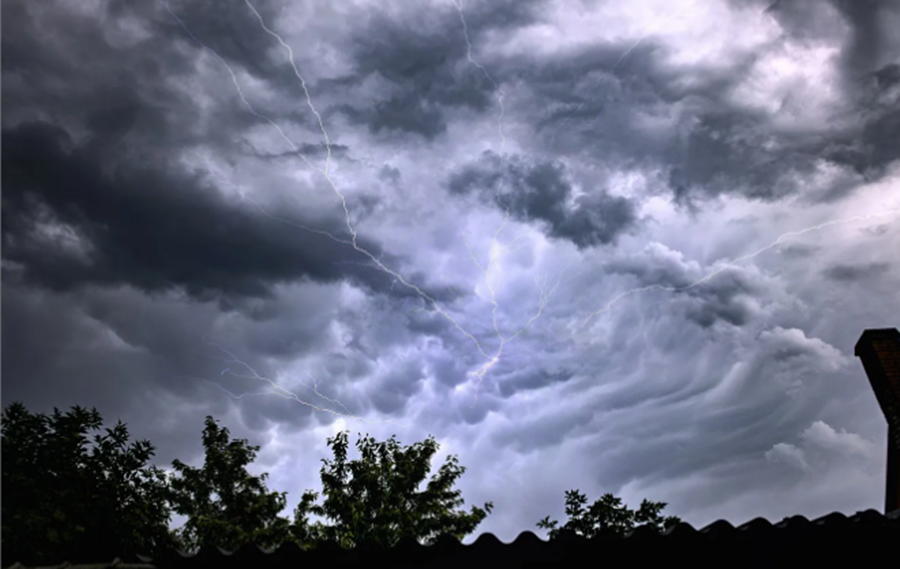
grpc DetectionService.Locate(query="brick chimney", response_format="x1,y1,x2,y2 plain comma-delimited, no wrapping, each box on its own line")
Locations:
854,328,900,515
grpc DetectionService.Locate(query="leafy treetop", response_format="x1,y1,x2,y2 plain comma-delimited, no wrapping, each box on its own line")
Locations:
537,489,681,539
292,430,493,549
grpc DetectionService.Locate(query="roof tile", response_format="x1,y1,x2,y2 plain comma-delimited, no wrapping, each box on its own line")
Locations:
699,519,736,537
736,517,774,533
663,521,698,537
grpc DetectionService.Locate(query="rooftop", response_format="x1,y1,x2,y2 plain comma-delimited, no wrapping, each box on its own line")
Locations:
5,509,900,569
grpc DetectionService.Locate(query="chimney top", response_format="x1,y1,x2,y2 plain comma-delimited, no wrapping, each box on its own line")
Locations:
855,328,900,356
854,327,900,516
855,328,900,430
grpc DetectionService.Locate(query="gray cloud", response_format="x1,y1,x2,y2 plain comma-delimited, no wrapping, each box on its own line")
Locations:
822,261,891,282
492,0,900,207
1,120,456,306
447,150,640,248
318,0,547,141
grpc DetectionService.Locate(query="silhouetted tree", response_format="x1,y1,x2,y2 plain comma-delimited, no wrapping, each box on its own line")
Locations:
537,489,681,539
166,416,293,553
291,431,493,549
3,402,497,559
1,401,180,565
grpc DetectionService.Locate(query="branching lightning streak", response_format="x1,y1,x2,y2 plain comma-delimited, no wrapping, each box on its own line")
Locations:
195,151,355,247
571,207,900,339
159,2,895,421
192,156,423,421
251,0,568,408
450,0,575,407
162,1,491,357
206,378,279,400
243,1,333,176
241,0,523,370
451,0,506,155
201,337,407,427
161,1,567,418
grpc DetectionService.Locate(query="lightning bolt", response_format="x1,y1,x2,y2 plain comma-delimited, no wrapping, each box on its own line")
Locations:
194,151,356,247
190,156,413,420
206,378,279,400
247,0,571,408
157,2,895,421
568,207,900,340
161,1,566,420
200,337,413,427
451,0,506,156
450,0,579,407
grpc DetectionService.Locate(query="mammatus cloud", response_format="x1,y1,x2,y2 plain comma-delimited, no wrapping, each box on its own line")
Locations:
447,150,640,249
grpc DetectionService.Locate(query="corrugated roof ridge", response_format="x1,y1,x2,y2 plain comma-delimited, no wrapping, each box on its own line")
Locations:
157,509,900,556
5,509,899,567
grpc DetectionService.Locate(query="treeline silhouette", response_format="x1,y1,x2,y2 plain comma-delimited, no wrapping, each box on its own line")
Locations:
1,401,680,564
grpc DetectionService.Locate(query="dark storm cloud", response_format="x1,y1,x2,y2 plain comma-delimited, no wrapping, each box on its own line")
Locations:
427,351,471,389
0,275,333,465
492,403,595,454
447,150,639,248
818,61,900,183
3,0,897,545
1,0,468,310
368,359,427,416
2,2,187,130
247,142,351,162
323,0,547,141
497,368,577,398
149,0,290,93
499,0,900,205
822,262,891,282
0,120,462,305
519,43,833,205
827,0,900,78
681,284,760,329
150,0,547,143
739,0,900,180
603,247,765,330
1,0,326,177
778,243,822,259
378,164,402,184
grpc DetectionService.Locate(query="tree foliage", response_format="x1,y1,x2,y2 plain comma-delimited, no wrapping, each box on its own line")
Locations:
292,431,493,549
537,489,681,539
1,401,180,564
166,416,294,553
4,400,684,562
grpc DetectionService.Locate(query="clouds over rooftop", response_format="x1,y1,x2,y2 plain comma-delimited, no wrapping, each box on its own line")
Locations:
2,0,899,544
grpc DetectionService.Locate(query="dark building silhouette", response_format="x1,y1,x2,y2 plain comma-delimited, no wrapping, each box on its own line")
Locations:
855,327,900,515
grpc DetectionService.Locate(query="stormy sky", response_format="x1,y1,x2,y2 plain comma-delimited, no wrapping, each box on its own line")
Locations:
3,0,899,540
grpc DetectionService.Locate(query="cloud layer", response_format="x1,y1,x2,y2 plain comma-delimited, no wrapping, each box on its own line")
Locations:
3,0,899,542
